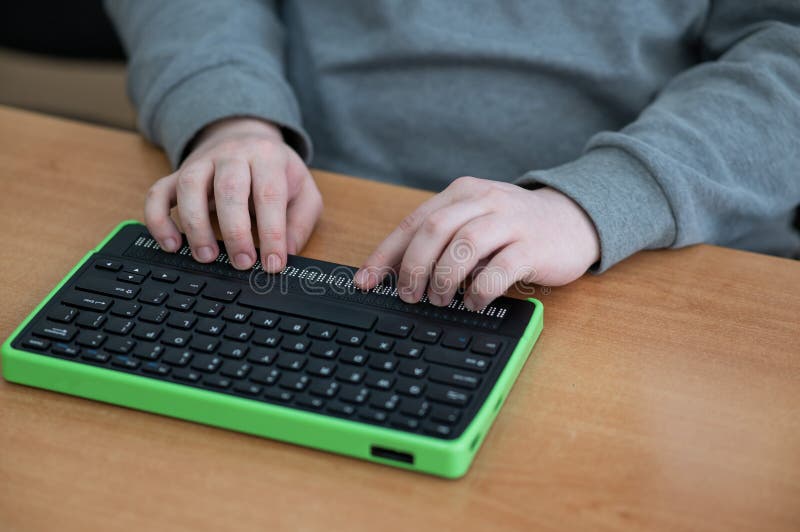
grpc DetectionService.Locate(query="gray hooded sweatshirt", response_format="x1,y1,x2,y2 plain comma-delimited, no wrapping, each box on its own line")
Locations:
106,0,800,270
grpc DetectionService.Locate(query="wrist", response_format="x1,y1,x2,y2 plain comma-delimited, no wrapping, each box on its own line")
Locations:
194,117,283,150
537,186,601,267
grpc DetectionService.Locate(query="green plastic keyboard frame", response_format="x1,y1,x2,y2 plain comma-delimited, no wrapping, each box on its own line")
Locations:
1,220,544,478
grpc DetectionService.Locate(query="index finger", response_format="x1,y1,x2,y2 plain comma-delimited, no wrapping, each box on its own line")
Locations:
251,156,289,273
354,191,456,289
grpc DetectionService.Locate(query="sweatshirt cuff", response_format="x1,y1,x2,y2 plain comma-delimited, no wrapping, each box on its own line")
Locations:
145,63,313,168
515,147,677,272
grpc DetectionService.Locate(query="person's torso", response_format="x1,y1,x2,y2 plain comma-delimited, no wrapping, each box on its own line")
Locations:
280,0,707,189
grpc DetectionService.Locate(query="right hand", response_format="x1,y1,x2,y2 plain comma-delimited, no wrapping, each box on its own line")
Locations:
144,117,323,272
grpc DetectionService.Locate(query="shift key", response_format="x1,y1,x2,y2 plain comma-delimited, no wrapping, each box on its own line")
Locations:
424,350,491,372
63,292,112,311
33,324,77,341
76,278,139,300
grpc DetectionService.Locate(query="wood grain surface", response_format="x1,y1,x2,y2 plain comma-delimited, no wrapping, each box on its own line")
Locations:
0,106,798,532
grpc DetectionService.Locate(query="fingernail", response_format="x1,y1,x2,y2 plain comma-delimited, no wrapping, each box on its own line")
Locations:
353,269,366,287
428,293,442,306
266,253,282,272
235,253,253,269
196,246,214,262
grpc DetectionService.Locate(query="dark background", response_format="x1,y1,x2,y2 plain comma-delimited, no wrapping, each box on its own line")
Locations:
0,1,124,59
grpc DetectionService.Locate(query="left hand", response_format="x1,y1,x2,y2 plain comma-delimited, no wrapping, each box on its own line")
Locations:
353,176,600,310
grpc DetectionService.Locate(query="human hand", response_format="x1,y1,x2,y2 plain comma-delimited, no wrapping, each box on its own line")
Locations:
144,117,322,272
353,177,600,310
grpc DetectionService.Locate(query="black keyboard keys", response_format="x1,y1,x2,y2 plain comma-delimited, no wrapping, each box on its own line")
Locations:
191,354,223,373
103,317,135,335
175,279,204,295
133,324,162,341
428,366,481,389
441,332,471,350
250,367,280,385
336,367,366,384
472,335,502,356
424,350,490,372
81,349,109,363
412,326,441,344
33,324,77,342
427,385,470,407
139,307,168,324
400,398,431,418
138,287,168,305
296,396,325,409
375,318,413,338
365,337,394,353
77,278,139,300
307,359,336,377
52,342,80,357
47,305,78,323
110,301,141,318
62,292,111,312
132,342,165,360
253,332,281,347
105,337,135,354
220,361,252,379
76,311,106,329
173,369,201,383
327,402,356,416
337,329,365,346
117,272,144,284
234,382,263,396
190,336,219,353
204,284,240,302
95,259,122,271
398,360,428,378
308,323,336,340
430,405,461,424
224,325,253,342
123,265,150,277
338,385,369,404
167,312,197,330
277,353,306,371
76,331,106,348
196,318,225,336
219,342,248,359
365,373,395,390
309,380,340,398
251,311,279,329
161,329,191,347
279,373,310,391
166,295,195,311
112,355,140,369
17,249,520,443
142,361,171,375
195,300,223,317
247,350,277,365
23,337,50,350
152,270,179,283
162,349,193,367
222,307,251,323
279,318,308,334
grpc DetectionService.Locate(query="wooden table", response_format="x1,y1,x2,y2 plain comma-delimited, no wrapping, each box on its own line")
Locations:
0,105,798,532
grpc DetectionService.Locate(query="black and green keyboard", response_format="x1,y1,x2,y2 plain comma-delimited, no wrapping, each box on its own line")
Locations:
2,221,543,478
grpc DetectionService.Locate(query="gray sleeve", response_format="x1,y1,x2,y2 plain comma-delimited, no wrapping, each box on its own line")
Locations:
105,0,311,168
516,1,800,271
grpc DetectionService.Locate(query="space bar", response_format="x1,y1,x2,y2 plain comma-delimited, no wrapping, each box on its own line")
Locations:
238,291,377,330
